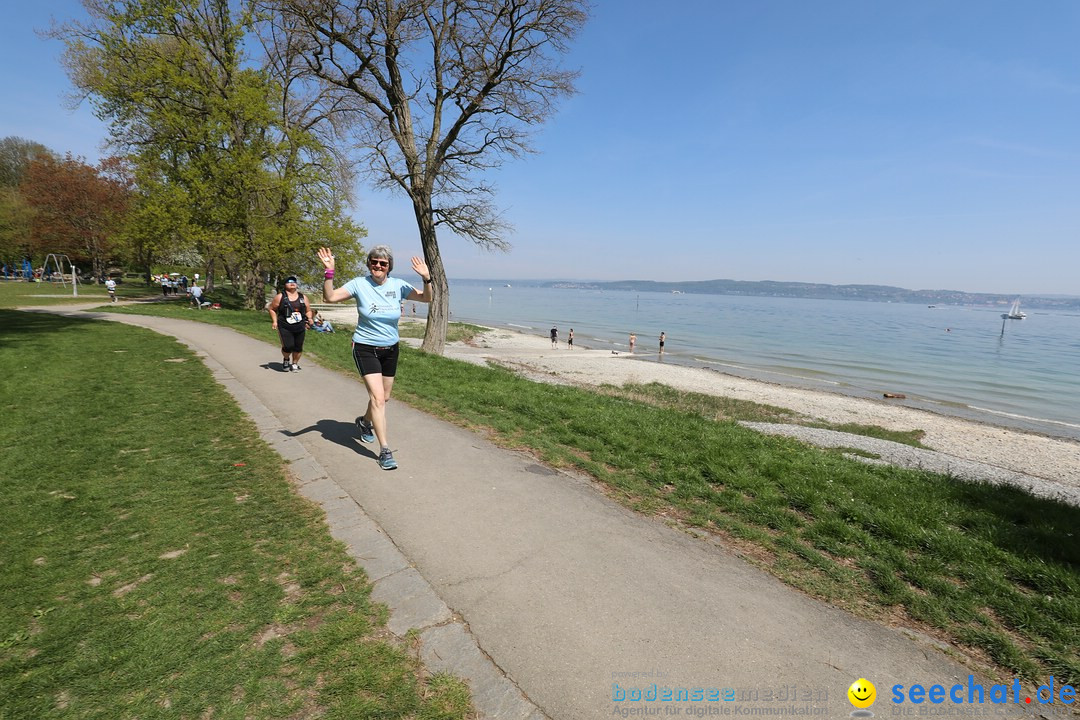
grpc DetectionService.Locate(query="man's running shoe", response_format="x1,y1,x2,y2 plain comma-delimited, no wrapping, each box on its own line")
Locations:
282,359,291,372
355,417,375,443
378,448,398,471
291,364,301,372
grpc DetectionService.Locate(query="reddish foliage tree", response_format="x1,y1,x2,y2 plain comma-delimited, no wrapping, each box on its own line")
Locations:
22,154,130,281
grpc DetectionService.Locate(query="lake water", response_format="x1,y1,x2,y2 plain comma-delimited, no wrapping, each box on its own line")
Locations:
438,280,1080,440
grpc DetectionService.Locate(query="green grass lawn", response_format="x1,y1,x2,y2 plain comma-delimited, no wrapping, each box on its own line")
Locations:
598,382,928,447
102,302,1080,686
398,320,487,344
0,278,166,308
0,310,471,719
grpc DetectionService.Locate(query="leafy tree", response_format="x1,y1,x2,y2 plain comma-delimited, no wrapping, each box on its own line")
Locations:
21,153,130,280
108,158,193,284
0,137,53,188
0,188,36,268
55,0,364,308
0,137,53,265
264,0,588,353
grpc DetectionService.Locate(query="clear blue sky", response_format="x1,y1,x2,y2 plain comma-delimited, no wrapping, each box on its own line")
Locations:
4,1,1079,295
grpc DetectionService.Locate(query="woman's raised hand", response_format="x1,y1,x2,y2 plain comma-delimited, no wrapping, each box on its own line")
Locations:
317,247,335,269
411,256,430,282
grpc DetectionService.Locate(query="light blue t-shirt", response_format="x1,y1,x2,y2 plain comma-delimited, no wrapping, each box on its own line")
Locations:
342,275,417,346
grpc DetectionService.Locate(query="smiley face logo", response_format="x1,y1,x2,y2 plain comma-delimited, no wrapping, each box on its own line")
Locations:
848,678,876,709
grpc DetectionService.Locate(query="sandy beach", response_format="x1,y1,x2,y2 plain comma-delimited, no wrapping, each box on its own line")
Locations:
318,307,1080,493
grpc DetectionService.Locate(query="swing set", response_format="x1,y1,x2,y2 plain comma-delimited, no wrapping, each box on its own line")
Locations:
41,253,80,296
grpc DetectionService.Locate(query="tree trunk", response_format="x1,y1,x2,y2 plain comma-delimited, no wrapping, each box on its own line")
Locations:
413,196,447,355
243,260,266,310
91,245,104,284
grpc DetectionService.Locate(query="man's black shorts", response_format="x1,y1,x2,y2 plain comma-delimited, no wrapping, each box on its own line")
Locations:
352,342,400,377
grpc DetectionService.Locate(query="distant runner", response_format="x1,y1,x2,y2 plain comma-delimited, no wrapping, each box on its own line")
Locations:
268,275,313,373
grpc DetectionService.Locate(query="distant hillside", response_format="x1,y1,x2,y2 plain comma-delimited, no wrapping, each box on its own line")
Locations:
541,279,1080,311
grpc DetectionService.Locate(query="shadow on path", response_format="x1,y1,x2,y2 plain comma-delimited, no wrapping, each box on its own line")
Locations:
258,362,290,373
283,418,376,459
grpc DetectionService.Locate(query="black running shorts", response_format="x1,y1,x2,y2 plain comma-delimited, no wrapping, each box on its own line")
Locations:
278,326,306,353
352,342,400,377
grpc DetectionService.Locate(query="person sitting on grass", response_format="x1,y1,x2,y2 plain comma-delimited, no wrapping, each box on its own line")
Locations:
312,312,334,333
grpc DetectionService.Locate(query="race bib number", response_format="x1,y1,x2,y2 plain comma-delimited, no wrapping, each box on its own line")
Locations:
287,311,303,325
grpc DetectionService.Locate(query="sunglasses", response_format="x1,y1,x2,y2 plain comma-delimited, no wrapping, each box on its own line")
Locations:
368,259,390,268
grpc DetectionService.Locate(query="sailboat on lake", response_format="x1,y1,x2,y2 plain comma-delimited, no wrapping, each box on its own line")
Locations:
1002,298,1027,320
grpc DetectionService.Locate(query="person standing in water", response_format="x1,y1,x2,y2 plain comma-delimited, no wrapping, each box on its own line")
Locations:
659,331,666,355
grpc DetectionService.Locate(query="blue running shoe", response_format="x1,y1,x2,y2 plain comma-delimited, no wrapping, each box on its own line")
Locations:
378,448,397,471
355,416,375,443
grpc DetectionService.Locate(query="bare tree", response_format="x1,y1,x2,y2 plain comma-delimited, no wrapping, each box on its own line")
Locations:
265,0,588,353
